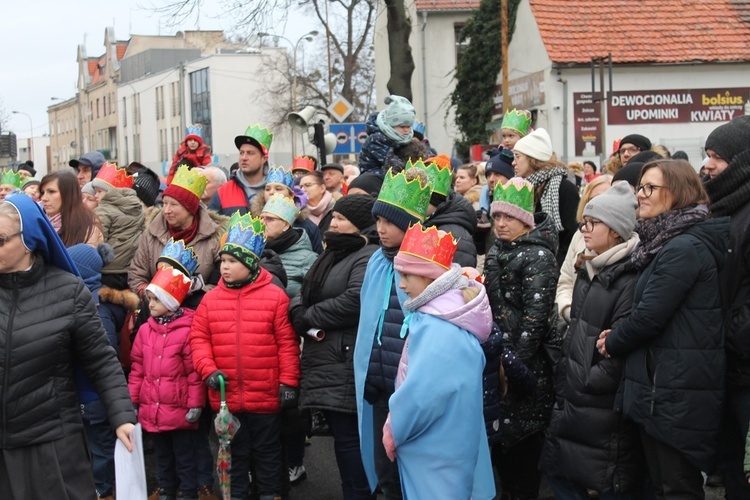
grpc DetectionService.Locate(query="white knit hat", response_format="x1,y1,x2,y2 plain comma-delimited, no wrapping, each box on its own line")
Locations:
513,128,553,162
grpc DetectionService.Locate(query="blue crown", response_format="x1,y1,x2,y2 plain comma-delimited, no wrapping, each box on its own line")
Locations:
223,212,267,260
412,120,426,136
185,124,203,139
266,166,294,191
158,238,199,277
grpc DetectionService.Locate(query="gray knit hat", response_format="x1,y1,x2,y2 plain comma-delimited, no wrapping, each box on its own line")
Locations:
704,115,750,164
583,181,637,240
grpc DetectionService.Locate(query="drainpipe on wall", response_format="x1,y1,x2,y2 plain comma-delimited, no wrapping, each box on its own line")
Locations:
556,67,568,163
421,11,429,135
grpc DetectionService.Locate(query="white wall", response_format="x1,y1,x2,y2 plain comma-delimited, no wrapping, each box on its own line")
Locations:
118,48,292,178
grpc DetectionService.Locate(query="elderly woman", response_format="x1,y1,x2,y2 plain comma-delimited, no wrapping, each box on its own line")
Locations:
129,165,227,309
0,194,135,498
288,194,380,500
597,159,729,498
39,170,103,247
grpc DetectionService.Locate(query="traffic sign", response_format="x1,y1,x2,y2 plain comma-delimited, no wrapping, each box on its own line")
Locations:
328,96,354,122
329,123,367,154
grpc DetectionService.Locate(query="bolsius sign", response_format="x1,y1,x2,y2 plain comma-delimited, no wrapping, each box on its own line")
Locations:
608,88,750,124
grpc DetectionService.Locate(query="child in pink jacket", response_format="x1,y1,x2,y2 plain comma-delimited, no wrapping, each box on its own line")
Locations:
128,265,207,499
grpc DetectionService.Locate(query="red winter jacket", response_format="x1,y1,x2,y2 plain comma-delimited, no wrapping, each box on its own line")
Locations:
128,308,206,432
190,268,300,414
167,143,213,184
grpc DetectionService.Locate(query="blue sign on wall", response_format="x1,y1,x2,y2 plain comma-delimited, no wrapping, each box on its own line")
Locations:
329,123,368,155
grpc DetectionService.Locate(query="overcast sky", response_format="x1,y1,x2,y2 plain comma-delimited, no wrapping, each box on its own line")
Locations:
0,0,303,139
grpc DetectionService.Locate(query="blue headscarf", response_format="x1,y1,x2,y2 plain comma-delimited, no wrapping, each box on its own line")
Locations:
4,193,80,276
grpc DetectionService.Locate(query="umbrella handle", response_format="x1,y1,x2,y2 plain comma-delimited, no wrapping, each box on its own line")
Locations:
218,373,226,402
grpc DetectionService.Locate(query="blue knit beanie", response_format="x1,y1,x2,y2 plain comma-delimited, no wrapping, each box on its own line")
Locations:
378,95,416,128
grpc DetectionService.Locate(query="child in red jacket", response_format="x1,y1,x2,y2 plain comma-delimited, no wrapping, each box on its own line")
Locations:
167,124,212,184
128,264,209,500
190,213,301,500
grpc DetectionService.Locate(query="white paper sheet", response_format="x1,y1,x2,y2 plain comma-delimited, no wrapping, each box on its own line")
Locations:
114,423,147,500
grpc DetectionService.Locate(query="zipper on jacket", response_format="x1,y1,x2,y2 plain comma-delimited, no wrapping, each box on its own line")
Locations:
2,274,20,448
236,291,244,409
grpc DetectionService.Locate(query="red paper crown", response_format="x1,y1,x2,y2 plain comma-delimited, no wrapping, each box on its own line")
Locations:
292,156,316,173
399,223,458,269
149,266,191,304
95,162,134,189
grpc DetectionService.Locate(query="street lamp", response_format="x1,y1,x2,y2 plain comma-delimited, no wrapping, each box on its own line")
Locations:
258,30,319,158
12,111,33,163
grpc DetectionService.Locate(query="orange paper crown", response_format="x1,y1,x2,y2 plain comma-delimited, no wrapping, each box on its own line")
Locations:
94,162,134,189
292,156,316,173
399,223,458,269
149,266,191,305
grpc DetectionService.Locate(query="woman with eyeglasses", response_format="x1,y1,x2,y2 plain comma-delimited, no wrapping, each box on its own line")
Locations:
512,128,580,265
484,178,559,500
540,182,644,499
0,194,136,497
597,159,729,498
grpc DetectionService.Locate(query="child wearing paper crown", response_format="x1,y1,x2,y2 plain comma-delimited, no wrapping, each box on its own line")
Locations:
353,167,432,498
484,177,559,500
381,223,495,499
128,261,208,500
190,213,301,500
167,124,213,184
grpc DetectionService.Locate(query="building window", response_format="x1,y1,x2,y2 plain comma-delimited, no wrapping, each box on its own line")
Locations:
122,97,127,127
156,86,166,120
171,82,180,117
455,23,469,67
124,136,129,166
190,68,211,147
134,133,141,161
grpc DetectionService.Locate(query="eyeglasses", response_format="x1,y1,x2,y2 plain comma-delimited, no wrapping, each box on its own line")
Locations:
260,216,283,224
578,220,603,232
618,146,640,155
0,232,21,248
299,182,321,189
636,183,665,198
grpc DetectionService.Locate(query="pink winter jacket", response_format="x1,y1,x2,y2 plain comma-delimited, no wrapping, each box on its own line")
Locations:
129,308,206,432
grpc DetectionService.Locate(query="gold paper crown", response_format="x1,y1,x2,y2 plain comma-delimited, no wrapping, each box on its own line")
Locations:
170,164,207,199
399,223,458,269
94,162,134,189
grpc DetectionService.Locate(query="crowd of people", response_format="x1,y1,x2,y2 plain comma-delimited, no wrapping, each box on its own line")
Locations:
1,95,750,500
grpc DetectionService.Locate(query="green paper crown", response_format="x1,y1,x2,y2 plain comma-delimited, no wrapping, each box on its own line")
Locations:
377,168,432,221
243,124,273,154
493,177,534,214
501,109,533,137
408,158,452,197
1,169,22,189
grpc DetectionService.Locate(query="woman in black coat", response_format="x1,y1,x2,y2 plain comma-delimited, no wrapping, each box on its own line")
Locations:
0,195,135,499
598,160,730,499
540,182,644,498
289,194,379,500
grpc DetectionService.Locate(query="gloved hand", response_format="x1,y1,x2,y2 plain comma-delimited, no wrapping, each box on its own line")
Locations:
185,407,203,423
383,414,397,462
206,370,228,391
476,208,491,231
290,306,309,337
278,384,299,410
189,274,206,294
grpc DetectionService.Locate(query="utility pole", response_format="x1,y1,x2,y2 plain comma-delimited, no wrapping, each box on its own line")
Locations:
501,0,509,111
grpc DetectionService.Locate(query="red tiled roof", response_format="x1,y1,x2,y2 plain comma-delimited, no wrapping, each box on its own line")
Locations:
530,0,750,64
116,42,128,61
415,0,480,11
87,55,107,85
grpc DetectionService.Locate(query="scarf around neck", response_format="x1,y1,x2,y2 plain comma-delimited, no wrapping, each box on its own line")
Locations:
301,232,368,306
307,191,334,224
631,204,708,270
527,166,567,231
404,264,467,312
582,234,639,281
266,226,301,254
168,211,200,243
704,150,750,216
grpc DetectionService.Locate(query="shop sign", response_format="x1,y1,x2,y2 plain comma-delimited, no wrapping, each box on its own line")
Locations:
608,88,750,124
493,70,546,118
573,92,602,156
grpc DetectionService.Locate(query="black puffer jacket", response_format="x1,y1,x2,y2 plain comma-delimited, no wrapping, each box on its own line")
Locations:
289,230,379,413
0,261,135,449
540,250,643,493
425,192,478,268
485,212,559,450
605,217,730,471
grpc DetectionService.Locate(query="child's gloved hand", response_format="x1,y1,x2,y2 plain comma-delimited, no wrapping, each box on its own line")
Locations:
278,384,299,409
383,414,397,462
205,370,228,390
189,275,206,294
185,408,203,423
